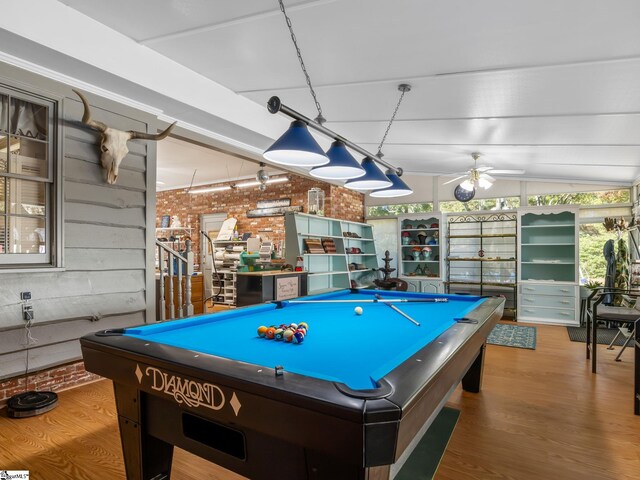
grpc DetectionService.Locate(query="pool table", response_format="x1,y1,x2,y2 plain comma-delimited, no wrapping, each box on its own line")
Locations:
81,289,504,480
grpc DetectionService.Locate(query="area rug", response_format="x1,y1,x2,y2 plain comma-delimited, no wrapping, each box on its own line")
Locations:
487,324,537,350
566,326,627,346
396,407,461,480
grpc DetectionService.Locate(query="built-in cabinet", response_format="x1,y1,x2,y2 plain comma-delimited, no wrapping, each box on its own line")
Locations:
285,212,378,294
397,214,443,292
517,207,579,325
445,212,518,318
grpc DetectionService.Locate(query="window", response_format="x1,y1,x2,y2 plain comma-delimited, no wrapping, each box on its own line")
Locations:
528,189,630,206
439,197,520,213
0,87,57,267
367,202,433,217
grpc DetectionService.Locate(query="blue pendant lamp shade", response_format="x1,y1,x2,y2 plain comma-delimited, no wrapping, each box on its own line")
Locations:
310,140,366,180
344,157,393,190
263,120,330,167
370,171,413,197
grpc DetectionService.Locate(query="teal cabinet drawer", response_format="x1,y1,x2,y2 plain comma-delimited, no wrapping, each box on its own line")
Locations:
521,294,574,309
520,283,575,297
519,306,575,322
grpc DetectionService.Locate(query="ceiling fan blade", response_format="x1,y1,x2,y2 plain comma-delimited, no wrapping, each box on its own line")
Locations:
442,175,467,185
480,173,496,182
476,166,493,172
487,169,525,175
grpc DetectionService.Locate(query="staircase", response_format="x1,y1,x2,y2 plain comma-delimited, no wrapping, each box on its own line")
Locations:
156,239,194,320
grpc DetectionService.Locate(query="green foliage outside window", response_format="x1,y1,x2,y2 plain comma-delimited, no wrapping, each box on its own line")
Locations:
367,203,433,217
528,190,629,206
439,197,520,213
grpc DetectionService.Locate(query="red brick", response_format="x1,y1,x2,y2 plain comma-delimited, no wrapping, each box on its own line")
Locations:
157,173,364,265
0,361,99,410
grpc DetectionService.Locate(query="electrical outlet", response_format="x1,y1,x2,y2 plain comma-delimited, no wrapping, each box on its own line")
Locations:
22,304,34,321
20,291,32,301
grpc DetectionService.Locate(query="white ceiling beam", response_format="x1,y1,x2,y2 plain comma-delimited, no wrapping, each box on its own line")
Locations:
328,112,640,123
236,55,640,94
0,0,287,141
139,0,338,45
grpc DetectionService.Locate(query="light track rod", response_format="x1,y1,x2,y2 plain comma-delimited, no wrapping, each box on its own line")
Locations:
267,96,402,176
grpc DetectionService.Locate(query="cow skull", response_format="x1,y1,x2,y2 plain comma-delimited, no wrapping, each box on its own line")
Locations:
74,89,176,184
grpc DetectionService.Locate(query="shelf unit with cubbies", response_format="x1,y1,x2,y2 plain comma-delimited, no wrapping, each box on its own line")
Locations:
285,212,378,294
517,207,579,325
397,215,442,291
341,219,378,288
208,239,247,306
445,212,518,319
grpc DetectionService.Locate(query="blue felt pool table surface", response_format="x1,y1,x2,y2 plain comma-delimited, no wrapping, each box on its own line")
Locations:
125,289,486,390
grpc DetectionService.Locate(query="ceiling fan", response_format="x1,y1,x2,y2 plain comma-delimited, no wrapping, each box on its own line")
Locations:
443,153,525,191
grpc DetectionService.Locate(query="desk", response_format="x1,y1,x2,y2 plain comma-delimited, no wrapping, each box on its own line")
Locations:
236,270,308,307
81,289,504,480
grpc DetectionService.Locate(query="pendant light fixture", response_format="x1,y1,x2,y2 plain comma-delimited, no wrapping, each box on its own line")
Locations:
310,140,365,180
263,120,329,167
265,0,405,190
370,170,413,197
344,157,393,190
370,84,413,197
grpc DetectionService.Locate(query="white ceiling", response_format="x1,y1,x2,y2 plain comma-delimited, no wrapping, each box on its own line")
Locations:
156,137,283,191
2,0,640,189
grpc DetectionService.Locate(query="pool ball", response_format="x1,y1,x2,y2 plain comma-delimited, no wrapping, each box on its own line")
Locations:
292,331,305,344
299,322,308,331
354,306,363,315
274,328,284,340
265,327,276,339
290,323,298,330
257,326,268,337
283,330,294,342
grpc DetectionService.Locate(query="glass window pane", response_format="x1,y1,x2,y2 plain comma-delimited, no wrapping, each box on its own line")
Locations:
0,217,5,253
7,178,46,216
0,135,8,173
8,136,47,178
8,215,46,254
10,98,48,140
0,94,7,132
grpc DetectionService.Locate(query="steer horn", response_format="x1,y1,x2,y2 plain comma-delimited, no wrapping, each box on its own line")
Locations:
73,89,107,132
129,122,176,141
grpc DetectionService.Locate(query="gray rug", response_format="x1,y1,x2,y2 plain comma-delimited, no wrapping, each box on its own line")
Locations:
566,326,627,346
396,407,460,480
487,324,536,350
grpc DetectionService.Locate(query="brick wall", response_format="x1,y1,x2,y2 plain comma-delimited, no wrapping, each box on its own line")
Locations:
0,361,102,409
156,173,365,264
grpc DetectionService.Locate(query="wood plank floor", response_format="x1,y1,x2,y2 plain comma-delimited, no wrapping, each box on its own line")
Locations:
0,323,638,480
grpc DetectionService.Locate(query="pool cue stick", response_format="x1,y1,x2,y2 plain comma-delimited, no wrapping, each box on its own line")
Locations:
285,298,448,304
374,294,420,326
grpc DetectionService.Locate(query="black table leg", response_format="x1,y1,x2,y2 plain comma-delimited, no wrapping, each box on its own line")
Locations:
635,319,639,415
114,383,174,480
462,344,485,393
586,306,591,360
591,310,598,373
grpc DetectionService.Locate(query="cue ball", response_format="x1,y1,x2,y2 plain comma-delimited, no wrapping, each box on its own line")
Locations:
354,306,363,315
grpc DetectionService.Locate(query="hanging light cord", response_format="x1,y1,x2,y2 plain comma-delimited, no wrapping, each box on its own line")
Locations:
377,84,411,158
278,0,326,125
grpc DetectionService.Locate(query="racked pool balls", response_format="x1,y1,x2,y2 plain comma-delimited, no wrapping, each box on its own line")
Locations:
283,329,294,342
257,325,268,337
274,328,284,340
292,331,305,344
265,327,276,339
